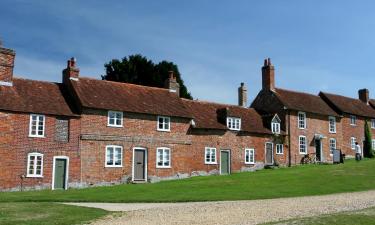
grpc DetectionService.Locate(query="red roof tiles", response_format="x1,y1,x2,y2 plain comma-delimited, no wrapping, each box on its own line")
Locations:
182,99,273,134
69,77,193,118
320,92,375,118
275,88,339,116
0,78,76,116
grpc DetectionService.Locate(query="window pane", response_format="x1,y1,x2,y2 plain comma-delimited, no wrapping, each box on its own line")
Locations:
106,148,113,165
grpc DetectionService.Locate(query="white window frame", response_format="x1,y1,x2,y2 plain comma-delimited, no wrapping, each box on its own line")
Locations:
350,137,356,150
276,144,283,155
299,135,307,154
26,152,43,177
205,147,217,164
157,116,171,132
298,112,306,129
105,145,123,167
371,119,375,129
156,147,171,168
29,114,45,137
245,148,255,164
350,115,357,126
107,111,123,127
372,139,375,150
227,117,241,131
328,116,336,133
271,122,281,134
329,138,336,154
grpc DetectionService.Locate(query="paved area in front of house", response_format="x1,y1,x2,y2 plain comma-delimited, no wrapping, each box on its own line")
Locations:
65,190,375,225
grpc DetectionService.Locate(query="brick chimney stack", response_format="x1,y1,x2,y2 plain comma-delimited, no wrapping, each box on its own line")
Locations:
0,40,16,86
262,58,275,91
164,70,180,96
238,82,247,107
62,57,80,83
358,88,369,104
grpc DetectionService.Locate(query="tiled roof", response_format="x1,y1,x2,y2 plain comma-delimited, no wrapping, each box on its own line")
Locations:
182,99,273,134
369,99,375,109
69,77,193,118
275,88,339,116
320,92,375,118
0,78,76,116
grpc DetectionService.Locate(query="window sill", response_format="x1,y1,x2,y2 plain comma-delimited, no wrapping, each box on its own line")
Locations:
245,162,255,165
105,165,123,168
228,128,241,131
26,175,43,178
298,127,306,130
276,153,284,155
28,135,45,138
329,131,336,134
299,152,307,155
107,125,123,128
205,162,217,165
157,129,171,132
156,166,171,169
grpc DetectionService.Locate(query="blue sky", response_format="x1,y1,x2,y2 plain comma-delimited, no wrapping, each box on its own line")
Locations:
1,0,375,104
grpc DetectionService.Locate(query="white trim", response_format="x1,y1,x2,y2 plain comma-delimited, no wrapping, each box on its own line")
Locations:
0,81,13,86
105,145,123,167
156,147,171,168
51,156,69,190
328,116,336,133
219,150,231,174
298,111,306,129
299,135,307,154
226,117,241,131
244,148,255,165
28,114,46,138
350,115,357,126
371,119,375,129
264,142,274,165
204,147,217,164
132,147,148,182
107,111,123,127
350,137,356,150
329,138,336,154
26,152,44,178
276,144,284,155
157,116,171,132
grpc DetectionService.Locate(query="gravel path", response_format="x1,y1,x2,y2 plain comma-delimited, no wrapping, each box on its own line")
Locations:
66,190,375,225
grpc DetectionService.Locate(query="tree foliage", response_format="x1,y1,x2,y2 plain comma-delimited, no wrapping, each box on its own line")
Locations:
364,120,374,158
102,54,192,99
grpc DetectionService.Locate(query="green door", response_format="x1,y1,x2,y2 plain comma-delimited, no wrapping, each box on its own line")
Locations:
54,159,67,189
220,151,230,174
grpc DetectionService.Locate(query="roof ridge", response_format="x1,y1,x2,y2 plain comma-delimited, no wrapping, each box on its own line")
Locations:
276,87,320,98
181,98,252,109
13,77,60,85
321,91,362,102
79,76,170,92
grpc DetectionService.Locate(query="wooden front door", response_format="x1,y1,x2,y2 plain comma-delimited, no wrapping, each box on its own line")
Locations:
54,159,67,190
220,151,230,174
134,149,146,181
265,142,274,165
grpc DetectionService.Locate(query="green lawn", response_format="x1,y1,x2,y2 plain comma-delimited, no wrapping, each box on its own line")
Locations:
265,207,375,225
1,159,375,203
0,203,108,225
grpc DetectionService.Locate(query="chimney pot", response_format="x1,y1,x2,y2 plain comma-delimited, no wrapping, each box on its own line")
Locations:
358,88,369,103
63,57,80,83
165,70,180,96
238,82,248,107
0,42,15,86
261,57,275,91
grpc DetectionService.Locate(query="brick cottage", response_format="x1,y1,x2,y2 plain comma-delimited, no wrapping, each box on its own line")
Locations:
1,43,375,191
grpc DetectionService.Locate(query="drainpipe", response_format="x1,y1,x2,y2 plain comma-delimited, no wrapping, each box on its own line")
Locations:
287,109,291,167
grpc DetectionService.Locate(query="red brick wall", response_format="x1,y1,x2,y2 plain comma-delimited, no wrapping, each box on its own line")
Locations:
0,111,81,190
287,111,342,164
79,109,284,185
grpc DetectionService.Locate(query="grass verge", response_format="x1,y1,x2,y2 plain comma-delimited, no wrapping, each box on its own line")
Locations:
0,202,108,225
0,159,374,203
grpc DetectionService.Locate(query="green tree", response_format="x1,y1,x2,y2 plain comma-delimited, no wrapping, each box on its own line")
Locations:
102,55,192,99
364,120,374,158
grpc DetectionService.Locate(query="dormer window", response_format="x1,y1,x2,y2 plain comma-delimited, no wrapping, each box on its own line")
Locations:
227,117,241,131
271,114,281,134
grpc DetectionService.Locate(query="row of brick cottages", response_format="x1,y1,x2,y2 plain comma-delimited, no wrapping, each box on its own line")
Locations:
1,45,375,191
